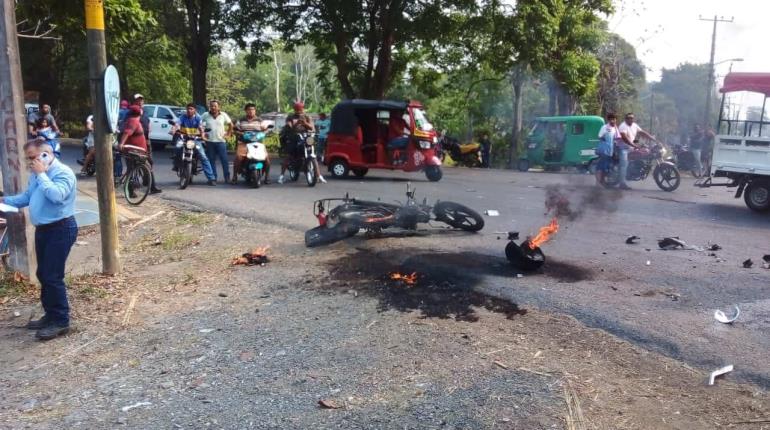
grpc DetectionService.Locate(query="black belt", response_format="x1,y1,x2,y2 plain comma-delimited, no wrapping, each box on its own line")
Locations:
36,216,76,231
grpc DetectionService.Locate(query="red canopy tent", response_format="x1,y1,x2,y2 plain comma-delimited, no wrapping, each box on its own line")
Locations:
720,73,770,97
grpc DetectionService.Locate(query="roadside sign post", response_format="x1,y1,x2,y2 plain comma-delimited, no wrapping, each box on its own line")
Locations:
0,0,36,277
85,0,121,274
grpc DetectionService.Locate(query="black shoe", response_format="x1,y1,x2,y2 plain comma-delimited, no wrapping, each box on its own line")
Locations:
264,178,271,185
150,188,162,194
26,316,49,330
35,324,70,341
207,180,217,186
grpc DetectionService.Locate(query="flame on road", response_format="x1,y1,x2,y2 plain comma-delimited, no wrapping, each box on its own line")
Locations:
528,218,559,249
390,272,418,286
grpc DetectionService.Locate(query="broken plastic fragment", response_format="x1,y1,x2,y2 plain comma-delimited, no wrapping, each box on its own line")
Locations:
625,235,640,244
484,210,500,216
714,306,740,324
742,259,753,269
658,237,687,250
708,365,734,386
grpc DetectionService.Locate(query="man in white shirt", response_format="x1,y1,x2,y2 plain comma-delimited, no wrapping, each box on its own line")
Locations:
617,112,656,190
200,100,234,183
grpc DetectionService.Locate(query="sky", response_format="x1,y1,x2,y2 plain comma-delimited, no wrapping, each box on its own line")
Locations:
607,0,765,83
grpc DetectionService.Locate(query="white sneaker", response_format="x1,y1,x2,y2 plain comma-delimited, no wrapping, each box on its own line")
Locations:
319,175,327,184
277,175,285,184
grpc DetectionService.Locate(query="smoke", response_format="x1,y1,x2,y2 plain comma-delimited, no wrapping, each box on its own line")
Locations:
544,184,623,221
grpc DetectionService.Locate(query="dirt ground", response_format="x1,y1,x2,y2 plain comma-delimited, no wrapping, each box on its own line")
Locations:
0,198,768,429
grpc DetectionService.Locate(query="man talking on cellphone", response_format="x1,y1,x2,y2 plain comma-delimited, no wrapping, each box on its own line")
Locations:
1,139,78,341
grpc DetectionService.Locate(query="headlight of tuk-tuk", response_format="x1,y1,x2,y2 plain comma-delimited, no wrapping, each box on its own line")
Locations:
433,136,438,144
419,140,431,149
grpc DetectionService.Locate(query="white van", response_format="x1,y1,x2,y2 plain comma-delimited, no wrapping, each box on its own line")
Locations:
142,104,185,149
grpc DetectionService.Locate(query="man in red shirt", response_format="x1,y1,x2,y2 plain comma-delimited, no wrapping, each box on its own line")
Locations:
119,105,148,152
387,110,410,164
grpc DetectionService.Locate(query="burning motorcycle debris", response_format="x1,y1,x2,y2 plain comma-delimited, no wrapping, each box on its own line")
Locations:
505,218,559,271
231,246,270,266
304,184,484,247
390,272,418,287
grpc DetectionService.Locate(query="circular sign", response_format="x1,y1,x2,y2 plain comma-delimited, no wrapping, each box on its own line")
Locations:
104,65,120,133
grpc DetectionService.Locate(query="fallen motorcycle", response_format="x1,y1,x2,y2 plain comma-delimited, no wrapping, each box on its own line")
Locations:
305,184,484,247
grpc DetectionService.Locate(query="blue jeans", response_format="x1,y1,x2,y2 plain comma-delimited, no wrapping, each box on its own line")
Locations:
114,153,123,178
205,141,230,180
176,144,216,181
618,148,629,185
35,217,78,326
388,137,409,149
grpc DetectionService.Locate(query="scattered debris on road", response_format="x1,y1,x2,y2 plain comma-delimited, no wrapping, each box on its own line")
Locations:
742,259,753,269
121,401,152,412
708,244,722,251
763,255,770,269
625,235,640,244
318,399,343,409
231,246,270,266
714,306,740,324
484,210,500,216
493,360,509,369
708,365,734,386
645,260,651,266
658,237,687,250
198,328,216,333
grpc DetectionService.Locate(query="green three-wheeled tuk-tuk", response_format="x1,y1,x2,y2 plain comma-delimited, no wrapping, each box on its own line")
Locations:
517,116,604,172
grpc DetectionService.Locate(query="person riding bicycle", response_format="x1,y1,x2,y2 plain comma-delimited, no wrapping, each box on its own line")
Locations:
171,103,217,186
119,105,148,154
278,101,326,184
233,103,271,185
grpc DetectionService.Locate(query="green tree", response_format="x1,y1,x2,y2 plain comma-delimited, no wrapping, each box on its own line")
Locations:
653,63,718,141
233,0,479,99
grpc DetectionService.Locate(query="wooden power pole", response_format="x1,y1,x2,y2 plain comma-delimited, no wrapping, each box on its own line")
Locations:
0,0,36,277
700,15,733,127
85,0,121,274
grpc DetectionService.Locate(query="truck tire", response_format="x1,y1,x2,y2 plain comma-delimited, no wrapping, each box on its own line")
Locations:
744,179,770,212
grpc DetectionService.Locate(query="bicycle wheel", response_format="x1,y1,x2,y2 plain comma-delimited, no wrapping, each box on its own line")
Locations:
124,162,151,205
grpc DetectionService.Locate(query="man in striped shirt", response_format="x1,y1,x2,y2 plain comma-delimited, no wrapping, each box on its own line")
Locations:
233,103,271,184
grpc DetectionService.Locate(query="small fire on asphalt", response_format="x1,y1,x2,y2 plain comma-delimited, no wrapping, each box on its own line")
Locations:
389,271,418,287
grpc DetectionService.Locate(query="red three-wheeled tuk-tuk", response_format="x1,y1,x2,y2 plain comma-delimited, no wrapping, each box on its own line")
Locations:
323,99,443,182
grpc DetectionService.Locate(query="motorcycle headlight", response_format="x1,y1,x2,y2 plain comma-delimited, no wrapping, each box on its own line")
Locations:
659,147,667,156
185,140,196,149
306,135,316,146
419,140,431,149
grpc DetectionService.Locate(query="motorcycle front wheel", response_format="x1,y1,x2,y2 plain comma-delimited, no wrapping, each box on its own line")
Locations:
305,159,317,187
433,201,484,232
653,164,680,192
250,169,262,189
179,161,192,189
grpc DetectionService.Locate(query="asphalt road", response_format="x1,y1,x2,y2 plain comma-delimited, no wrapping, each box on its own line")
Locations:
63,143,770,387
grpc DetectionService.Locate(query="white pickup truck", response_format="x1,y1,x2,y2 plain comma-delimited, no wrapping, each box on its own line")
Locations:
698,73,770,212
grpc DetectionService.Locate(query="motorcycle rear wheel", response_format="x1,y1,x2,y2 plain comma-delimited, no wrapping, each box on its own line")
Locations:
433,201,484,232
653,164,680,192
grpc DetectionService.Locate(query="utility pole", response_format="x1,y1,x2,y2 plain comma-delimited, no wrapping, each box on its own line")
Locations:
0,0,36,277
85,0,121,274
700,15,733,127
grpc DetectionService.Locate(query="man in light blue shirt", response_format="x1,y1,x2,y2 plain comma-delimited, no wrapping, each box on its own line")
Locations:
2,140,78,340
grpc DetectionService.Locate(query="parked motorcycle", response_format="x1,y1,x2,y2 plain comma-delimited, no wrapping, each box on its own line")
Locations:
174,133,205,189
286,131,320,187
673,143,701,177
238,129,271,188
442,137,482,167
305,183,484,247
602,143,681,192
